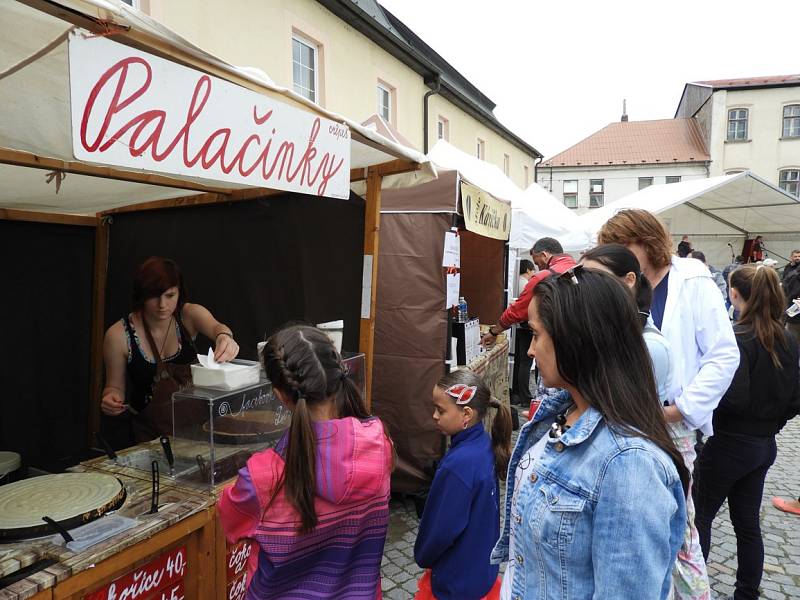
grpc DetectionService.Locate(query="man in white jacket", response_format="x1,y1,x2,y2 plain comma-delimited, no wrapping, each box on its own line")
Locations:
599,209,739,600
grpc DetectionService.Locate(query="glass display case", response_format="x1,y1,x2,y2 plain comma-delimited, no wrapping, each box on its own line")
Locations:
88,354,367,491
170,371,288,488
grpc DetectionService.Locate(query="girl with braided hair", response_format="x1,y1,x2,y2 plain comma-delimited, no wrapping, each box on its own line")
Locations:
218,325,393,599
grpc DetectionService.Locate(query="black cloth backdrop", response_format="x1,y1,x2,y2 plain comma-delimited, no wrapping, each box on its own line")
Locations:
101,192,365,447
0,220,95,472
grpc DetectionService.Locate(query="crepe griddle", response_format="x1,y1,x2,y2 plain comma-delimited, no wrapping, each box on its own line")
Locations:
0,473,126,542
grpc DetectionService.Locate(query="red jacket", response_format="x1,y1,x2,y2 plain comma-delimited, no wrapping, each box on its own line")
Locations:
499,254,577,328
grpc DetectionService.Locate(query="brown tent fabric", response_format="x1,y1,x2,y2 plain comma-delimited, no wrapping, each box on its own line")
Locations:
380,170,458,213
459,230,505,325
372,213,450,493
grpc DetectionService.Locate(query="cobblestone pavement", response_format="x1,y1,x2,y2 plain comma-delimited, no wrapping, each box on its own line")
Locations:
381,412,800,599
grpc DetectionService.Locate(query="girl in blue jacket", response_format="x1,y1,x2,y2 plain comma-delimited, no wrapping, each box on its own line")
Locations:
413,370,512,600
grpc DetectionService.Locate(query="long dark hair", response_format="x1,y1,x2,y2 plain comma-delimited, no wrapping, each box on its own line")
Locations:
262,325,371,533
582,244,653,328
436,370,512,480
533,269,690,495
730,265,788,369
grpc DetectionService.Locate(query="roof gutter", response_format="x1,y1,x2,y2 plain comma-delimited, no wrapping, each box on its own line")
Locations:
423,75,441,154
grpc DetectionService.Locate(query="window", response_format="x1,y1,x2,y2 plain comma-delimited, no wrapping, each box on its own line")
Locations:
783,105,800,138
476,138,485,160
376,84,391,121
726,169,745,175
638,177,653,190
523,165,530,187
563,180,578,209
437,116,449,141
503,154,510,176
666,176,681,184
292,35,318,103
589,179,604,208
120,0,140,6
727,108,748,141
780,169,800,197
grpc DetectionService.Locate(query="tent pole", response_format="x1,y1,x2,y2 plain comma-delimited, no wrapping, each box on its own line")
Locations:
359,170,383,411
88,215,110,447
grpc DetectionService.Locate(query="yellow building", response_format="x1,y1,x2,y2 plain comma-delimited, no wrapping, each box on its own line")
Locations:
133,0,542,188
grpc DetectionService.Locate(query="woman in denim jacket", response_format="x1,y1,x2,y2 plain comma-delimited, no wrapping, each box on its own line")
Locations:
492,267,689,600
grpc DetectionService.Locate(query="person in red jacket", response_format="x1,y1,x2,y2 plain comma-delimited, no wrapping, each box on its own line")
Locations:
480,237,576,347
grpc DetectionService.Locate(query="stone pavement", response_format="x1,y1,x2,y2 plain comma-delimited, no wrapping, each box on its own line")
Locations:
381,412,800,599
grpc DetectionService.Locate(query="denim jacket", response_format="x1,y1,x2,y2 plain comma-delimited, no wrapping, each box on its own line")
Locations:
491,391,687,600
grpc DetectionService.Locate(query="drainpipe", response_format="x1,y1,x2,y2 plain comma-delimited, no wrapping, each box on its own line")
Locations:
534,156,542,184
423,74,441,154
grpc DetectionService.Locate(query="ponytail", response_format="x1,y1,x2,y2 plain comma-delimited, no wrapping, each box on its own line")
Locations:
336,373,370,421
284,395,318,532
489,398,512,481
731,265,788,368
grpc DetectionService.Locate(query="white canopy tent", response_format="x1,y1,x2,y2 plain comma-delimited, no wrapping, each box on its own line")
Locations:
576,172,800,267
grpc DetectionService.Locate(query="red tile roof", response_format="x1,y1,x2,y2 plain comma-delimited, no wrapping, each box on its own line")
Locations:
692,74,800,89
542,118,709,168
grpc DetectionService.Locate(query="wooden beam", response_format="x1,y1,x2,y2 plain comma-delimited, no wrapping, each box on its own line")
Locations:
0,148,233,195
88,215,109,446
368,159,421,178
350,168,367,183
0,208,96,226
358,171,383,411
100,187,279,216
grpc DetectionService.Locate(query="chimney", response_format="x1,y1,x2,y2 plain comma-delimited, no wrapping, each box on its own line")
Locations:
621,99,628,122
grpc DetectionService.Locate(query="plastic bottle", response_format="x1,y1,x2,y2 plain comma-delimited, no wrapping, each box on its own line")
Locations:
458,297,468,322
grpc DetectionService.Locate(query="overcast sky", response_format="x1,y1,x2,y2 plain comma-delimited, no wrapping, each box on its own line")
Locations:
379,0,799,158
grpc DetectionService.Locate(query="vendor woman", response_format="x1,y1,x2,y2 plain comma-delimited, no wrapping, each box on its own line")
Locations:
101,256,239,443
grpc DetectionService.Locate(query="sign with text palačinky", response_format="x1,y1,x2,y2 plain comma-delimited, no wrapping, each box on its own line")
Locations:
69,32,350,199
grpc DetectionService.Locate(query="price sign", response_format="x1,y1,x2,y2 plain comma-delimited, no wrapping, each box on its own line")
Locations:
85,546,187,600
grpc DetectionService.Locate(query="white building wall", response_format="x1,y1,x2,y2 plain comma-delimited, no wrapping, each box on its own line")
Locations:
538,164,708,215
708,87,800,184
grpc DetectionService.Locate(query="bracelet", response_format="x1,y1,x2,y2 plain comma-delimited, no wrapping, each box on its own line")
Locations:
216,331,234,340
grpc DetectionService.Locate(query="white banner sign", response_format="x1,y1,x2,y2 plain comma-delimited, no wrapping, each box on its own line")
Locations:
69,32,350,198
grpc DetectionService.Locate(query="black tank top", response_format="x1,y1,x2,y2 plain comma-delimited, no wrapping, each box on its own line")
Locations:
122,313,196,411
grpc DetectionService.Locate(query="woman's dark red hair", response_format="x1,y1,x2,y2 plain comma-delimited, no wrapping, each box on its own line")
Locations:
131,257,187,312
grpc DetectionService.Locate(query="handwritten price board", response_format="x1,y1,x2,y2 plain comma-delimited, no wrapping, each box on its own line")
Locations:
85,546,187,600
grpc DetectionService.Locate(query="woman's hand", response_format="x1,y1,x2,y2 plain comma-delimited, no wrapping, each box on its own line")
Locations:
101,388,126,416
214,333,240,363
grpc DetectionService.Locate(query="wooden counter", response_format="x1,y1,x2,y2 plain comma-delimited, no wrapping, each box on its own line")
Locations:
0,469,213,600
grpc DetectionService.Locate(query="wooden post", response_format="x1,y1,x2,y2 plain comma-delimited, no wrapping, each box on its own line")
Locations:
359,170,383,411
88,216,110,445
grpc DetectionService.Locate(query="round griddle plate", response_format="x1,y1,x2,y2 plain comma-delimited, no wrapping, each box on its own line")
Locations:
0,473,126,541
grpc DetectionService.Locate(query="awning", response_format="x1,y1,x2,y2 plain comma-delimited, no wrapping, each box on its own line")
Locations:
0,0,433,214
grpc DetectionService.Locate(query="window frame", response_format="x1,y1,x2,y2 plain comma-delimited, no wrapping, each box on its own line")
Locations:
476,138,485,160
779,168,800,197
727,107,749,142
292,33,319,104
563,179,578,209
782,104,800,139
376,82,392,123
437,116,450,141
503,154,510,176
638,177,654,190
589,179,604,208
666,176,681,184
523,165,530,188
